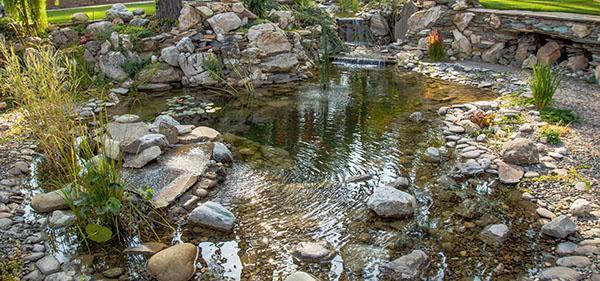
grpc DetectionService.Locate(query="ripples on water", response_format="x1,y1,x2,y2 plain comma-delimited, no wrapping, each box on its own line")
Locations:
113,67,545,280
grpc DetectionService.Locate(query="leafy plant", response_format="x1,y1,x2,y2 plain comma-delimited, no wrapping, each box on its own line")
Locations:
339,0,360,13
530,62,562,109
243,0,273,18
540,107,578,125
203,54,224,81
427,29,445,62
539,127,561,144
3,0,48,34
121,57,151,77
114,24,157,51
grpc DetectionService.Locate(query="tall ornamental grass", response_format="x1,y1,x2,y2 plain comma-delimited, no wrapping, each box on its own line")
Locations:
428,29,445,61
530,62,562,109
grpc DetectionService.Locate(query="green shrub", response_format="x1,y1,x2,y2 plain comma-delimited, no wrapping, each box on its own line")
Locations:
540,127,561,144
121,57,151,77
114,24,157,51
427,29,445,61
203,54,224,81
530,62,562,109
540,107,578,125
243,0,273,18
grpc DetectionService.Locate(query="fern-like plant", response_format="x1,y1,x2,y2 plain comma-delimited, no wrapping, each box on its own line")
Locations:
427,29,445,61
530,62,562,109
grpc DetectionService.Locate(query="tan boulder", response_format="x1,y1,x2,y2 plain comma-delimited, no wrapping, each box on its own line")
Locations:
147,243,198,281
537,41,561,65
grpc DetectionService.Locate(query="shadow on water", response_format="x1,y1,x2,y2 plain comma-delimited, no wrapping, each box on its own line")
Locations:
101,66,549,280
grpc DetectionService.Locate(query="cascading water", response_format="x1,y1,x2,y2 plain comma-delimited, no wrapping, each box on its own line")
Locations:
336,17,373,45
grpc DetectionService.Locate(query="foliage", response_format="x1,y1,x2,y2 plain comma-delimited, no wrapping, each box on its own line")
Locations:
539,126,561,144
46,2,156,24
203,54,224,81
498,92,533,108
521,166,591,190
427,29,445,61
0,244,21,281
339,0,360,13
243,0,273,18
469,110,494,128
293,4,345,58
0,18,25,40
3,0,48,34
0,46,81,179
540,107,578,125
480,0,600,16
114,24,157,51
121,57,151,77
496,113,524,125
530,62,561,109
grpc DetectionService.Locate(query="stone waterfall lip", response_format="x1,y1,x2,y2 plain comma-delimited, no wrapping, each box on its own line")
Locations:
331,56,396,67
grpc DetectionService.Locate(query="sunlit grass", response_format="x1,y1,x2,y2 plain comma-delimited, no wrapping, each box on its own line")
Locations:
480,0,600,16
47,2,155,24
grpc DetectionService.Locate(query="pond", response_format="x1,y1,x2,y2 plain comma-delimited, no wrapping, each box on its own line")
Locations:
98,66,548,280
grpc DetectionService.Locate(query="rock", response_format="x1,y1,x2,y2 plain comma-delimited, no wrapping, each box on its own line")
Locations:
207,12,242,34
102,267,125,278
285,271,319,281
370,13,389,36
178,5,201,30
71,12,89,23
50,28,79,48
188,201,236,232
394,0,418,40
556,256,591,268
537,41,561,65
407,6,444,34
133,8,145,16
459,159,484,175
269,10,295,29
197,6,214,17
458,120,480,134
160,46,180,67
480,224,509,246
518,123,533,132
178,52,210,78
22,269,43,281
123,146,162,168
48,210,76,228
502,138,539,165
541,215,578,238
153,115,181,128
179,126,221,143
107,3,133,21
0,218,12,229
159,122,179,144
488,14,501,28
115,114,140,123
569,199,591,217
153,174,198,208
556,242,578,255
497,160,523,184
130,17,150,26
99,51,129,80
522,54,537,69
247,23,292,56
123,134,168,154
595,65,600,84
451,29,472,57
212,142,233,163
482,42,505,63
125,242,168,255
31,189,69,213
566,55,588,71
35,255,60,275
261,53,299,72
453,12,474,31
103,137,122,160
44,272,74,281
409,112,422,122
138,64,183,84
540,267,582,281
292,241,335,262
367,185,415,218
571,24,590,38
387,177,410,189
147,243,198,281
381,250,429,280
86,21,114,36
423,147,441,163
536,207,556,219
176,37,195,53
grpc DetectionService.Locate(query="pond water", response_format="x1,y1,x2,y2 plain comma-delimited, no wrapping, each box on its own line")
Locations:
104,66,549,280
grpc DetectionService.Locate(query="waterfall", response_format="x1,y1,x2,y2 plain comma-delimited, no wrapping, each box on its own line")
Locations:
336,17,373,45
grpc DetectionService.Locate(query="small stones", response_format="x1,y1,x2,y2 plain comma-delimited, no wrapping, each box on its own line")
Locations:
569,199,591,217
541,215,578,239
536,207,556,219
480,224,509,246
461,150,481,159
381,250,429,280
35,255,61,275
540,267,582,280
448,125,465,133
574,182,588,191
423,147,441,163
556,242,578,255
292,241,335,262
555,256,592,268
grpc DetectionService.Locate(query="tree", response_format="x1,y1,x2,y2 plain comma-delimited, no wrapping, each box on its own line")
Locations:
156,0,182,21
4,0,48,34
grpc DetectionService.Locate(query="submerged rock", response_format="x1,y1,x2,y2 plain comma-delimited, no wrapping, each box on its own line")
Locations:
292,241,335,263
188,201,236,232
539,266,582,280
381,250,429,280
212,142,233,163
480,223,509,246
35,255,60,275
48,210,76,228
285,271,319,281
147,243,198,281
541,215,578,238
367,185,415,218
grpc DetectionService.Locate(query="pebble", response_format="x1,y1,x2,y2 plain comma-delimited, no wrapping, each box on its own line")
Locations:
536,207,556,219
524,171,540,178
569,199,591,216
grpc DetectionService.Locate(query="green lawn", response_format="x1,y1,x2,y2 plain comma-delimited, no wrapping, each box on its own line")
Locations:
480,0,600,16
47,2,156,24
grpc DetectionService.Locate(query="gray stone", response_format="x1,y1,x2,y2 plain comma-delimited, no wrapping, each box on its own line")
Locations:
98,51,129,80
407,6,444,34
178,5,201,30
159,122,179,145
123,146,162,169
409,112,422,122
536,207,556,219
212,142,233,163
130,17,150,27
541,215,578,238
292,241,335,262
160,46,180,67
153,174,198,208
458,120,480,134
102,267,125,278
370,13,389,36
115,114,140,123
569,199,591,217
497,160,523,184
247,23,292,56
367,185,415,218
453,12,474,31
285,271,319,281
207,12,242,34
423,147,441,163
0,218,12,229
35,255,60,275
86,21,114,36
556,256,591,268
44,272,74,281
48,210,76,228
176,37,195,53
556,242,578,255
188,201,236,232
482,42,505,63
123,134,168,154
480,224,509,246
22,269,43,281
381,250,429,280
71,12,89,23
502,138,539,165
179,126,221,143
387,177,410,189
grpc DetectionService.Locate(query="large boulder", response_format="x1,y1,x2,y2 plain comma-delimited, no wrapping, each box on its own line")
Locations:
247,23,292,55
381,250,429,280
106,3,133,22
138,63,182,84
207,12,242,34
566,55,588,71
502,138,539,165
147,243,198,281
370,13,389,36
451,29,471,57
541,215,578,238
98,51,129,80
497,160,524,184
482,42,505,63
188,201,236,232
260,53,299,72
178,53,207,77
367,185,415,218
160,46,180,67
178,5,202,30
537,41,561,65
212,142,233,163
539,267,582,280
50,28,79,48
407,6,444,34
31,189,69,213
394,0,418,40
269,10,295,29
86,21,114,36
123,134,168,154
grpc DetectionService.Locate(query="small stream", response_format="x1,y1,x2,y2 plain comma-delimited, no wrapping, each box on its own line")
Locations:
52,66,548,280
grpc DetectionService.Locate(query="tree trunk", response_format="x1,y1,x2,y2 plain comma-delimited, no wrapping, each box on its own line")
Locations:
156,0,183,21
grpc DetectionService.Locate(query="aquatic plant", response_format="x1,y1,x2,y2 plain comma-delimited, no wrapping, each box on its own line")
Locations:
540,107,578,125
203,54,224,81
427,29,445,61
530,62,562,109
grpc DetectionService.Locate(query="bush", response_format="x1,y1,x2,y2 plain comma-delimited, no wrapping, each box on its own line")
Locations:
427,29,445,61
539,126,562,144
540,107,578,125
121,57,151,77
243,0,273,18
530,62,562,109
114,24,157,51
202,54,224,81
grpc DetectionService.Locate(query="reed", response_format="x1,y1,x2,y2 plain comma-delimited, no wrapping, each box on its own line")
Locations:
530,62,562,109
427,29,446,61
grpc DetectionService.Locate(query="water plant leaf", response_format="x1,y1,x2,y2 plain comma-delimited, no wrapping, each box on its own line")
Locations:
106,197,122,215
86,223,112,243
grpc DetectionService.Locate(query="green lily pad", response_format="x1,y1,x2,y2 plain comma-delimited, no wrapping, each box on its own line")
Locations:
86,223,113,243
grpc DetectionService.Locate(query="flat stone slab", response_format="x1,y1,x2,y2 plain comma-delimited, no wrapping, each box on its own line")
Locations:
153,173,198,208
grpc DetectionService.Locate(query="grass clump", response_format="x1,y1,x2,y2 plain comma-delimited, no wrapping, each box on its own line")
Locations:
114,24,157,51
540,107,578,125
243,0,273,18
427,29,445,62
480,0,600,16
530,62,562,109
498,92,534,108
203,54,224,81
539,126,562,144
0,244,21,281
